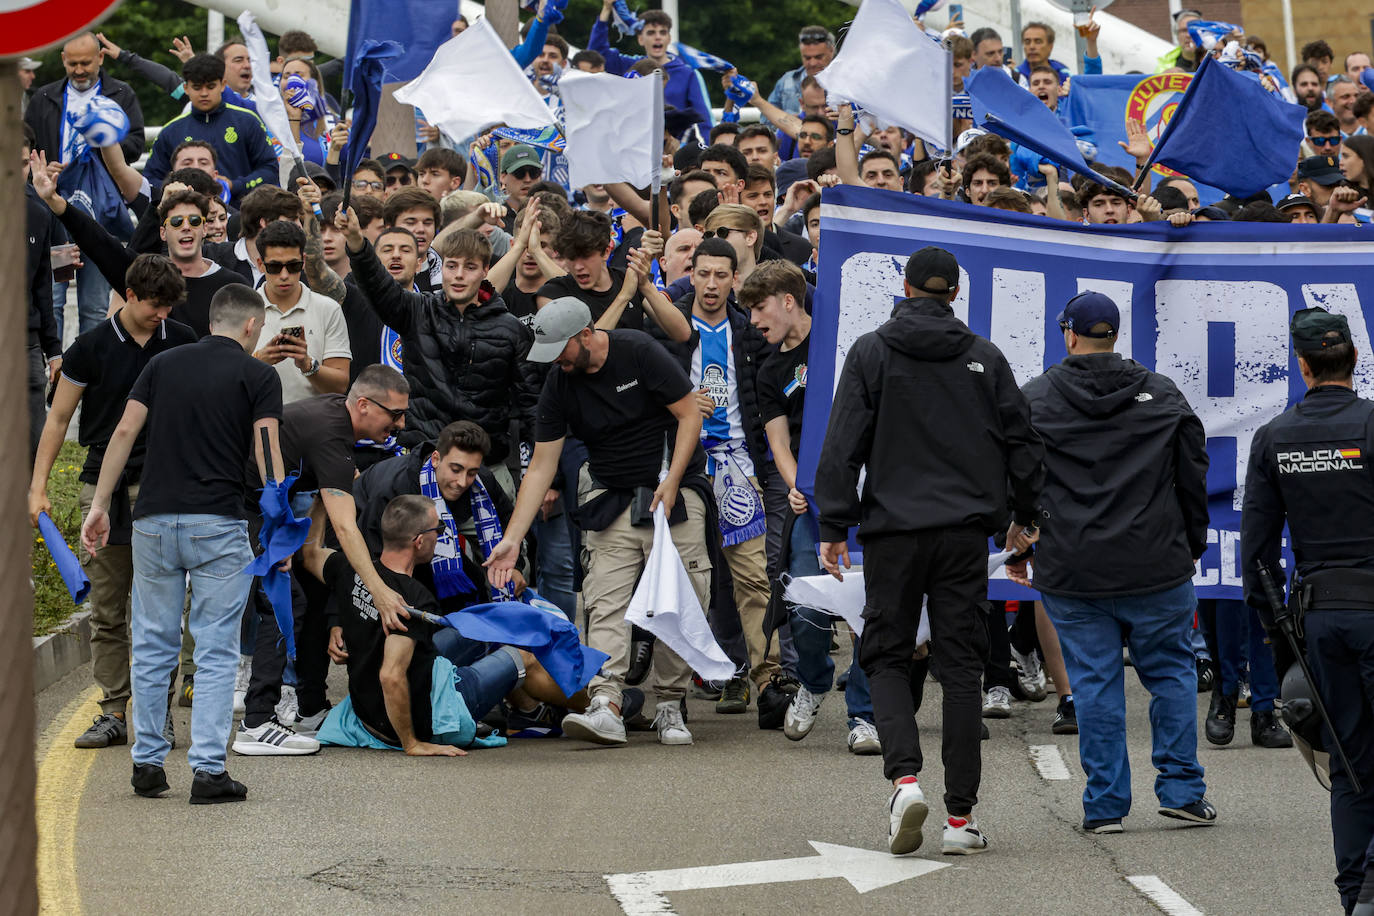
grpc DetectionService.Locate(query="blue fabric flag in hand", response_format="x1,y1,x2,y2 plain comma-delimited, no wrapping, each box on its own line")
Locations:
965,65,1133,196
674,43,734,73
38,512,90,604
344,0,446,86
442,590,609,698
1186,20,1240,52
1141,54,1306,199
341,39,403,196
244,477,311,661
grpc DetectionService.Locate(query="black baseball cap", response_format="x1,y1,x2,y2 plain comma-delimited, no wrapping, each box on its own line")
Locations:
1290,307,1351,351
1297,155,1344,186
1057,291,1119,337
379,152,416,172
1276,193,1319,215
904,246,959,294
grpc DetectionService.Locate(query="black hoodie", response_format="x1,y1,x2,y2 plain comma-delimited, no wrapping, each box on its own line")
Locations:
816,296,1045,542
1021,352,1209,598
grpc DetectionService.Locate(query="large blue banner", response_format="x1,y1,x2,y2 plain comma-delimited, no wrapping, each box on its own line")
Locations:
798,186,1373,599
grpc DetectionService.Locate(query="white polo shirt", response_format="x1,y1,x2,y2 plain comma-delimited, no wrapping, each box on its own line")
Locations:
259,285,352,404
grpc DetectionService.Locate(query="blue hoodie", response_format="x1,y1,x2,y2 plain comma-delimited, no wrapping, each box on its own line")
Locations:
588,19,712,140
144,100,278,202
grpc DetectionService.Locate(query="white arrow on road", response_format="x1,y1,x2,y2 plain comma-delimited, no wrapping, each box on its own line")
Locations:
604,841,949,914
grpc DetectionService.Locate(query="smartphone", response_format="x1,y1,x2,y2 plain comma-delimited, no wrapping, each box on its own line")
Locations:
281,326,304,339
1002,47,1013,67
948,3,963,24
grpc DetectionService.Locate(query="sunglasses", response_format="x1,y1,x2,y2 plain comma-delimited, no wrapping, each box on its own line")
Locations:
507,166,541,180
164,214,204,228
362,396,407,422
709,226,742,239
414,524,443,538
352,179,384,191
1307,136,1341,147
386,173,413,186
263,259,304,275
798,28,830,43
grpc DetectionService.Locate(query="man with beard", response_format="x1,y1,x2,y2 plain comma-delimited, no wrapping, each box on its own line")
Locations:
1292,65,1325,113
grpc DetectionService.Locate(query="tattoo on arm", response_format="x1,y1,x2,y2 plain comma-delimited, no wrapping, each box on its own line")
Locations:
304,224,348,304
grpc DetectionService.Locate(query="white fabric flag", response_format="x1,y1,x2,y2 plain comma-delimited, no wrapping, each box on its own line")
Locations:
559,70,662,188
237,11,300,162
815,0,953,152
395,19,555,145
625,505,736,682
784,551,1014,645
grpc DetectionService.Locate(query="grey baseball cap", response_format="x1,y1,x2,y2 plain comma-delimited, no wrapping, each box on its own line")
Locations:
527,297,592,362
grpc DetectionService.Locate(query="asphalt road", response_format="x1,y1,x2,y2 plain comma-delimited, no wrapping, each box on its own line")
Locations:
35,652,1339,915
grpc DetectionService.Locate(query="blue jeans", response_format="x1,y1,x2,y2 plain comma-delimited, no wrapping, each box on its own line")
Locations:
451,646,523,722
52,263,112,341
534,511,577,621
1042,581,1206,821
1213,598,1279,711
784,511,873,723
131,514,254,774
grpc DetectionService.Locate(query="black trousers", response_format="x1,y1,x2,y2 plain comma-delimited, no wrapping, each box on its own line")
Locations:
28,344,47,462
985,600,1016,691
1305,609,1374,913
860,526,989,815
243,568,330,727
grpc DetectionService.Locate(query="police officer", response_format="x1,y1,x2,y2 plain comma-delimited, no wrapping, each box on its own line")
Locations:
814,246,1045,858
1242,306,1374,915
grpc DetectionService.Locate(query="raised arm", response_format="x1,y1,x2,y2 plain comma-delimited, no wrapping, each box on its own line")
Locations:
337,206,421,336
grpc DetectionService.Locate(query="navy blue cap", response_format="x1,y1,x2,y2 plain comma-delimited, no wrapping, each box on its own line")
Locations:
1057,291,1119,338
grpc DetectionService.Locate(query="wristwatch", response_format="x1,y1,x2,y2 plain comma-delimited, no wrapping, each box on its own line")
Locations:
303,357,321,377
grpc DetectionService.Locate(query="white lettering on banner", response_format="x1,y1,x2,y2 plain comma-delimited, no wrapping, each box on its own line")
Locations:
1076,278,1134,360
1192,529,1220,587
990,269,1045,385
1302,285,1374,393
1155,280,1290,511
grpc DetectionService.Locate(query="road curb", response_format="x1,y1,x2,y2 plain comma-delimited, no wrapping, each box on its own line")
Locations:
33,610,92,693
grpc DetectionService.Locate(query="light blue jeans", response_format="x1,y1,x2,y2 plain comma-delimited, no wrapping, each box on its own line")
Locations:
131,514,254,774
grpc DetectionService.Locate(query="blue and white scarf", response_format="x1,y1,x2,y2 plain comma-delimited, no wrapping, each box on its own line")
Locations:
707,442,766,547
420,460,513,600
380,326,403,370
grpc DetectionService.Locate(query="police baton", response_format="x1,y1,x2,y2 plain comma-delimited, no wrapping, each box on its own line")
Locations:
1256,560,1361,793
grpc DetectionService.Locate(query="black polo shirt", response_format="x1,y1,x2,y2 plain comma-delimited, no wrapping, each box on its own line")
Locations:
129,334,283,519
279,393,358,497
61,311,198,484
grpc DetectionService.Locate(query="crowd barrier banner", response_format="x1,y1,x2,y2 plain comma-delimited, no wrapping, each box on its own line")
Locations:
798,186,1373,600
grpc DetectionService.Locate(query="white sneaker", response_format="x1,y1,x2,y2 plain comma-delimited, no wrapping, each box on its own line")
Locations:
652,701,693,746
847,719,881,755
561,696,627,746
232,716,320,756
888,777,929,855
293,704,331,738
274,684,298,724
233,654,252,715
982,685,1013,719
942,814,990,855
1011,646,1048,701
783,685,824,741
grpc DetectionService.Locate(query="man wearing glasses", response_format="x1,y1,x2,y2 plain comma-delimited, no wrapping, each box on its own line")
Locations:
235,365,417,755
1305,110,1344,158
251,220,351,404
766,26,835,133
499,145,543,216
1295,155,1347,211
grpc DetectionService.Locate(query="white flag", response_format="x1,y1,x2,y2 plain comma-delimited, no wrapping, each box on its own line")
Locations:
625,506,735,682
816,0,953,152
237,11,299,162
395,18,555,145
559,70,662,188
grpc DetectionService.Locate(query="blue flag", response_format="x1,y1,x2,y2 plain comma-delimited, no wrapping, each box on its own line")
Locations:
345,0,450,85
244,478,311,661
38,512,89,604
674,42,734,72
965,66,1131,195
341,39,402,205
1142,54,1306,199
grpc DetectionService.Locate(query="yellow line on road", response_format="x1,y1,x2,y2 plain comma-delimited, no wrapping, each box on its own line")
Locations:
35,686,101,916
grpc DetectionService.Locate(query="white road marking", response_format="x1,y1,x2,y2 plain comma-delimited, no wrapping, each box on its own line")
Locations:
605,841,949,915
1029,743,1072,780
1127,875,1204,915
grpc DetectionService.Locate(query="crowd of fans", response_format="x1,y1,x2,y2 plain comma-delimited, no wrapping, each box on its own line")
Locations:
17,0,1372,845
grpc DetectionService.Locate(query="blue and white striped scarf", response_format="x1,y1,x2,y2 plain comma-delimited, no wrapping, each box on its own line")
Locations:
420,460,513,600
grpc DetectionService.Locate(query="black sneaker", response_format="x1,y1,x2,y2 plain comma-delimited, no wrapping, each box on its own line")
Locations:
1159,798,1217,825
980,722,990,741
626,637,654,687
715,677,750,714
190,769,248,805
1196,658,1214,693
757,673,800,730
1205,689,1237,746
132,763,169,798
1052,697,1078,735
1251,709,1293,748
1082,816,1124,834
692,673,724,701
75,714,127,749
507,702,565,738
164,709,176,750
178,676,194,707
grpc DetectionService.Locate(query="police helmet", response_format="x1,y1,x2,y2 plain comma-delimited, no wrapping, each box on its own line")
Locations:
1280,663,1332,791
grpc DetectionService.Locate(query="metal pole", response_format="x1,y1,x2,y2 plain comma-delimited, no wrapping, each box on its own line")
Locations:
663,0,680,44
1280,0,1296,78
1008,0,1022,67
487,0,519,47
0,57,39,916
207,9,225,52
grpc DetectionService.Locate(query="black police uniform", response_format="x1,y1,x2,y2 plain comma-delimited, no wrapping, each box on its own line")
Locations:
1241,308,1374,915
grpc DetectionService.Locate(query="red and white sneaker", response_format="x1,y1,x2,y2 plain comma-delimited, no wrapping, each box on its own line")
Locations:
942,814,989,855
887,776,929,855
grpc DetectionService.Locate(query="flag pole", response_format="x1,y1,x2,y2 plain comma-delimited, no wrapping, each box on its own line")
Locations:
650,68,665,235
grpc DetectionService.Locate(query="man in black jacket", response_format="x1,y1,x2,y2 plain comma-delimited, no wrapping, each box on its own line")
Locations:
816,247,1044,858
337,207,538,495
24,128,59,461
1007,291,1216,836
